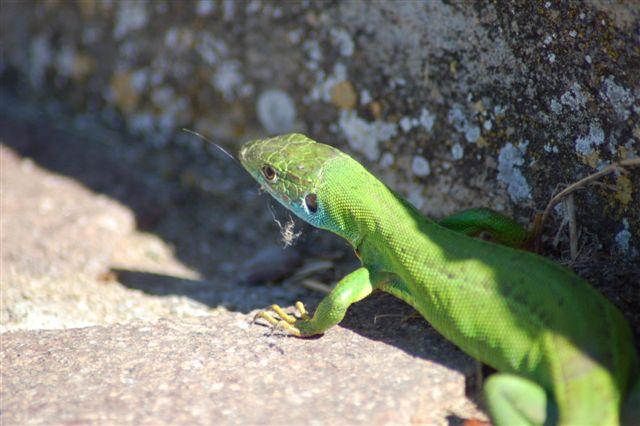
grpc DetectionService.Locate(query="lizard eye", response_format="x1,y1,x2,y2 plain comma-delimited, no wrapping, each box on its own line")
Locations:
261,165,277,182
304,193,318,213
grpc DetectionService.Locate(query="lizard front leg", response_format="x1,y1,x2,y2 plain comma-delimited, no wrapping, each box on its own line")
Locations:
256,266,374,336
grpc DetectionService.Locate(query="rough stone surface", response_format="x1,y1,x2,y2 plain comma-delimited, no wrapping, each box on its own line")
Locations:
1,313,484,426
0,1,638,264
1,143,206,331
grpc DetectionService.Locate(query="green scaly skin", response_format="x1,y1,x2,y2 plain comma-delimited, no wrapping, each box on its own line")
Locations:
239,133,639,425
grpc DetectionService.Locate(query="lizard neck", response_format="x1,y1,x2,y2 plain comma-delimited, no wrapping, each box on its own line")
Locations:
317,156,435,253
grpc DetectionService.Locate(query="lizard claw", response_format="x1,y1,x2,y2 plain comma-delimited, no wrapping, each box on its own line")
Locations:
269,304,297,324
254,302,309,336
295,301,310,320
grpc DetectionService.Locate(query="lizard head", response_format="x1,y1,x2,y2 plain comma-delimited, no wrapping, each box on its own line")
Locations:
239,133,344,229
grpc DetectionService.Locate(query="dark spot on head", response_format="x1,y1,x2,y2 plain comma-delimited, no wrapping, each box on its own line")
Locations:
305,193,318,213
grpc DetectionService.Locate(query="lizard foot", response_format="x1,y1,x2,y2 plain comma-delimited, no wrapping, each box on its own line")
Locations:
254,302,310,336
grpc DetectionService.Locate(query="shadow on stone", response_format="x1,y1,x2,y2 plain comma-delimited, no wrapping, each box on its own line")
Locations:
0,101,267,279
113,266,477,383
112,268,215,302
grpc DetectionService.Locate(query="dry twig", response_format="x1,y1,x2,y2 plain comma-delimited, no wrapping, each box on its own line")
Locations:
532,158,640,248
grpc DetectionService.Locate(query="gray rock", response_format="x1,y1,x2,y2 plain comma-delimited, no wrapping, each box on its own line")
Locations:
1,305,485,425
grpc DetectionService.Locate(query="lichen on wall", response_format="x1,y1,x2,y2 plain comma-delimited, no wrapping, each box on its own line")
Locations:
0,0,638,267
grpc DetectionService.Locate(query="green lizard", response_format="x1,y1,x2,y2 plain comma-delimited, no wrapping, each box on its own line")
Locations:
239,133,639,425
